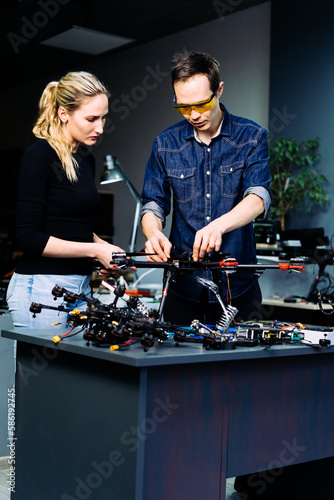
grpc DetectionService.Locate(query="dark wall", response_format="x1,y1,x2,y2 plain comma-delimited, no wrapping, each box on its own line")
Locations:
0,3,270,253
0,148,22,237
269,0,334,237
0,148,23,279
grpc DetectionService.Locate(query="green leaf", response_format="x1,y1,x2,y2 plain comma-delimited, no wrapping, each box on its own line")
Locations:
268,136,327,229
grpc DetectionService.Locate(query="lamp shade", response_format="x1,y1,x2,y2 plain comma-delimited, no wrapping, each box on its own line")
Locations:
100,155,125,184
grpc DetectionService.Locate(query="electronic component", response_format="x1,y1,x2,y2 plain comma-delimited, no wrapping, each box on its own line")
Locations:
28,252,332,352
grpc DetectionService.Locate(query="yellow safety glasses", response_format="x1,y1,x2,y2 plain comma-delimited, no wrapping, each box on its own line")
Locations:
173,89,218,115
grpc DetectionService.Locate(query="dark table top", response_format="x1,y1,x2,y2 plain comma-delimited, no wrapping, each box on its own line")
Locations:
2,326,334,368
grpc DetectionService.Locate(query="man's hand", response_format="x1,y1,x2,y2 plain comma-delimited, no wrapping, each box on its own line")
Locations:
141,212,172,262
145,231,172,262
192,221,223,261
192,194,265,261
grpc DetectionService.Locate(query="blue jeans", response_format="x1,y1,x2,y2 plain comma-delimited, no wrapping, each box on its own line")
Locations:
6,273,91,329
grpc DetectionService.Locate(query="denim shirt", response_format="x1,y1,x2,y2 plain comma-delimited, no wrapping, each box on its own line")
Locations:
140,105,271,302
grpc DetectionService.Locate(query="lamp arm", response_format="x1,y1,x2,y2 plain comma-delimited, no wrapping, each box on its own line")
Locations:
124,178,141,203
114,158,141,201
129,198,141,253
114,160,141,252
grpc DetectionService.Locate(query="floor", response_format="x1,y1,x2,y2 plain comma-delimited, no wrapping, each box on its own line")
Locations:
0,461,243,499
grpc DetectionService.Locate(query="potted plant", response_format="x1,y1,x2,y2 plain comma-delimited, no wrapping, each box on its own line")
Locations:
268,137,328,231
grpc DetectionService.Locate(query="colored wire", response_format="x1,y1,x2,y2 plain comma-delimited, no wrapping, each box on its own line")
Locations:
62,326,85,339
60,327,74,338
120,337,139,347
226,273,232,304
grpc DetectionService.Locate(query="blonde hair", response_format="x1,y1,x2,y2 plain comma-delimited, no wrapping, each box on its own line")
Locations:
33,71,110,182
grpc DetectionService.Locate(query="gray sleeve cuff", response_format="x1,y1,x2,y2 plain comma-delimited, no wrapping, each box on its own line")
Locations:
244,186,271,219
140,201,166,228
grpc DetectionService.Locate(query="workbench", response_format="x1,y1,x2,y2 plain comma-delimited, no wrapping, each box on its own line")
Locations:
2,327,334,500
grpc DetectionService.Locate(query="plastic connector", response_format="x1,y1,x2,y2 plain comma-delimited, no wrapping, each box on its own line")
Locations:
110,345,120,351
69,309,80,316
53,336,61,344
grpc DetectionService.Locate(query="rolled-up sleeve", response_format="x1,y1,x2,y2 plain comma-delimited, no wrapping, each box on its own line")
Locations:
242,127,271,219
140,200,166,227
244,186,271,218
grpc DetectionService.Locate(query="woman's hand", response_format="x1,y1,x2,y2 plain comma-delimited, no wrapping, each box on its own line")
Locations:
42,235,134,271
93,242,124,270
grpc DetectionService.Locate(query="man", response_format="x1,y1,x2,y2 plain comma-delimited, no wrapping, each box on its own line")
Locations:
140,51,271,324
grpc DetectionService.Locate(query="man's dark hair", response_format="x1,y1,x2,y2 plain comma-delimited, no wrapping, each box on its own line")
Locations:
171,51,220,92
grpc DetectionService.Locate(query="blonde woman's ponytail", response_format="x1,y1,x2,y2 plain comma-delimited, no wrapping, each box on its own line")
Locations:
33,72,109,182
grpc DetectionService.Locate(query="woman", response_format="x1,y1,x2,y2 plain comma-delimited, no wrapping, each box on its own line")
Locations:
7,71,123,328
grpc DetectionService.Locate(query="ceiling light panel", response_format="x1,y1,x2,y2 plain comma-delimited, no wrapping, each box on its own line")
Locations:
41,26,135,55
